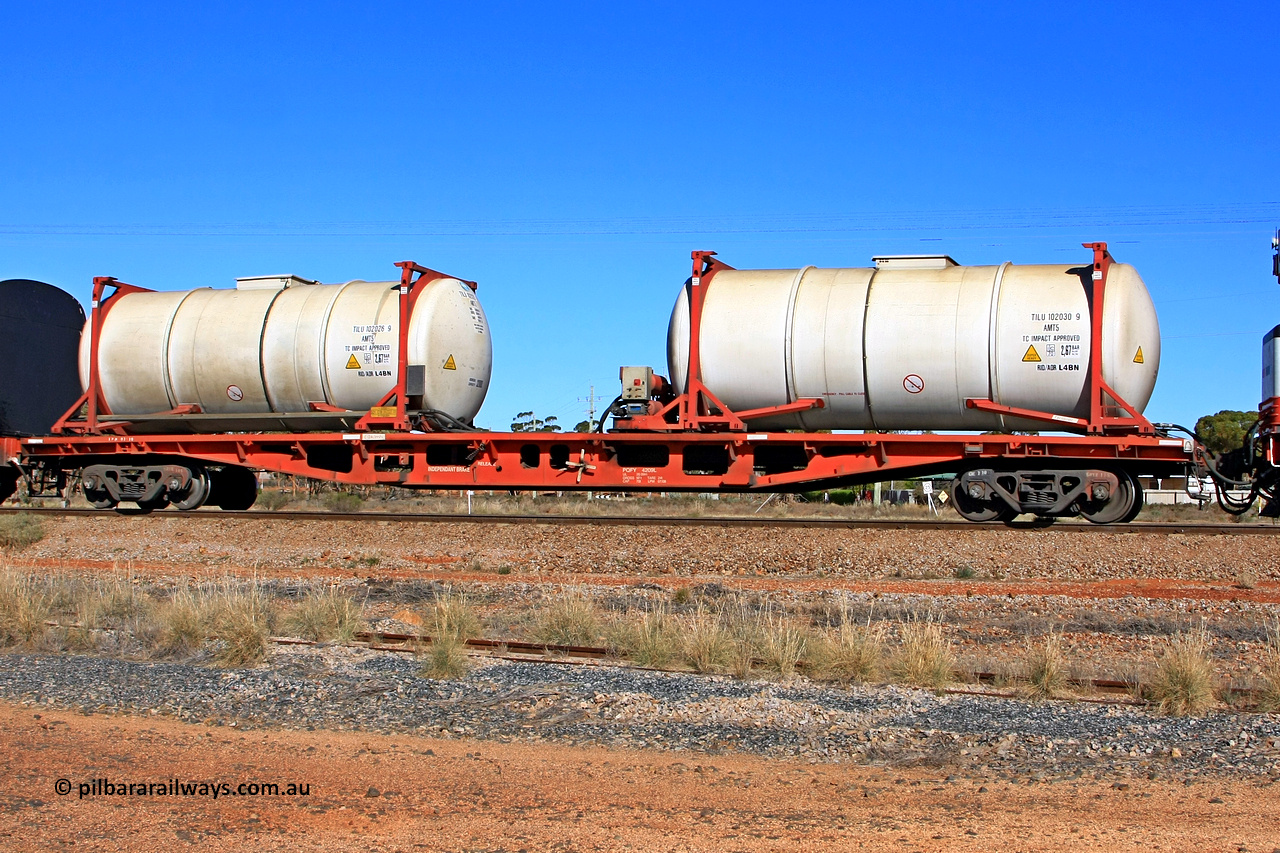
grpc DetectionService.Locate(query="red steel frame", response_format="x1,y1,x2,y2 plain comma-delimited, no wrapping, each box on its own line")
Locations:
5,245,1194,497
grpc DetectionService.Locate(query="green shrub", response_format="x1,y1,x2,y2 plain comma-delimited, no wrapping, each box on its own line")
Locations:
0,514,45,548
322,492,365,513
257,490,292,510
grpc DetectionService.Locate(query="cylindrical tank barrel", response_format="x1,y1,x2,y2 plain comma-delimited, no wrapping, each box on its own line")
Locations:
667,257,1160,431
80,274,492,423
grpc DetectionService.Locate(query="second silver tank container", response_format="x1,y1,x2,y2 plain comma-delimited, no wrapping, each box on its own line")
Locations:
668,255,1160,431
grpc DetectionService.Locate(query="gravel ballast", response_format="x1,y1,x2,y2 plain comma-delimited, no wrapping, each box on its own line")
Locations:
3,648,1279,783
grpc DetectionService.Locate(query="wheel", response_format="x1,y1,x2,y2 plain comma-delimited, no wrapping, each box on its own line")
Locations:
209,467,258,511
1079,471,1137,524
81,475,117,509
172,468,210,511
136,496,170,513
951,484,1009,522
1121,477,1145,523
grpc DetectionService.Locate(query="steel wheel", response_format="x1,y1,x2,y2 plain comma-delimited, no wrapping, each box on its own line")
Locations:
1079,471,1137,524
951,485,1007,522
172,468,209,511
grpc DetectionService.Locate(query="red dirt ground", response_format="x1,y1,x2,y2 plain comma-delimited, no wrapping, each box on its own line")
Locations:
2,702,1276,853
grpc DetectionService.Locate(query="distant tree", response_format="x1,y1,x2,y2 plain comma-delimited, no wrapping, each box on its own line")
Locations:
510,411,562,432
572,419,599,432
1195,410,1258,454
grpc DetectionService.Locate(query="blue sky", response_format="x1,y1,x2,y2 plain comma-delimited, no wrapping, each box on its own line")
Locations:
1,2,1276,431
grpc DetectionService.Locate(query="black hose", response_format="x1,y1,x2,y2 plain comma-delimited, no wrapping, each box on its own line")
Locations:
594,395,624,433
418,409,482,432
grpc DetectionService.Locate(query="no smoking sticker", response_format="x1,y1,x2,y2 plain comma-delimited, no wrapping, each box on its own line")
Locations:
226,385,243,401
903,374,924,394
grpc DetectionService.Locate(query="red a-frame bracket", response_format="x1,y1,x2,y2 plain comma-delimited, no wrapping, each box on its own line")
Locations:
616,251,825,432
966,242,1154,435
354,261,477,433
52,276,156,435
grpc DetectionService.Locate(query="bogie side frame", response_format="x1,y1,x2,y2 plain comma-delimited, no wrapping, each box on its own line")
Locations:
3,244,1198,519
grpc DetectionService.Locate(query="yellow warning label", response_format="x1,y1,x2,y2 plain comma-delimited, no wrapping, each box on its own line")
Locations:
443,355,457,370
1022,345,1041,363
345,354,360,370
1133,346,1144,364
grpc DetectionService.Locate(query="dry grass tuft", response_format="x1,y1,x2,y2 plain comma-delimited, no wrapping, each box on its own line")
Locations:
530,589,600,647
0,514,45,549
208,583,275,667
891,616,954,690
717,604,760,679
428,589,481,642
69,574,155,655
152,583,212,658
1021,631,1068,699
680,607,732,673
757,609,809,678
0,569,53,647
285,586,364,643
812,617,886,685
1259,622,1280,713
608,603,677,668
1149,627,1216,716
419,589,478,680
75,575,150,630
420,633,470,680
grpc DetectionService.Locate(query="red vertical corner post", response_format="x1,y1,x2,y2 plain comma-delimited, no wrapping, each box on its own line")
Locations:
354,261,476,433
52,276,154,434
1082,242,1154,435
679,251,746,431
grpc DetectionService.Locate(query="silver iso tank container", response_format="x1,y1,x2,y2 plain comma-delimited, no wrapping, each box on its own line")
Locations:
80,274,491,426
668,256,1160,431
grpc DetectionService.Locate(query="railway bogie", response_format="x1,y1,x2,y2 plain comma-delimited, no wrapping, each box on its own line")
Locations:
72,462,257,513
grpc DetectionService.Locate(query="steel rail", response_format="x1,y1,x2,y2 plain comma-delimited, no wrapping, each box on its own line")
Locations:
278,633,1262,707
0,505,1275,535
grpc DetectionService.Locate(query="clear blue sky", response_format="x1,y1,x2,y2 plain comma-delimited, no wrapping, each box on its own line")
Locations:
1,2,1276,431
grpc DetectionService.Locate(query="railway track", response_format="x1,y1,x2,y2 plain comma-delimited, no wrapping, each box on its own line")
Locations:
281,631,1251,707
1,505,1276,535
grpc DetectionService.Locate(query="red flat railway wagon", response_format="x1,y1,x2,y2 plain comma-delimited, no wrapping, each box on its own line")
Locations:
2,242,1214,525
